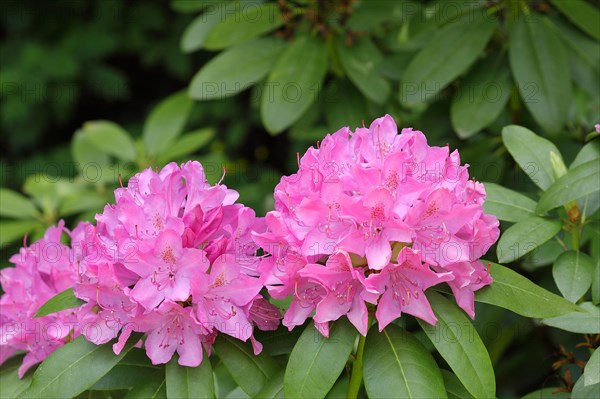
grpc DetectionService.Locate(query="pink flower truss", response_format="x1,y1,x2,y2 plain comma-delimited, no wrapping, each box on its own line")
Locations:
0,221,90,377
254,115,499,336
74,161,279,367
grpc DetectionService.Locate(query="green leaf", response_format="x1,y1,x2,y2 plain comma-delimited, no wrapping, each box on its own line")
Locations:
254,325,304,357
59,190,106,217
474,262,582,318
0,356,32,398
418,292,495,399
20,334,142,398
34,288,84,317
92,365,160,390
143,91,193,156
584,349,600,387
325,377,349,399
256,371,284,399
180,5,224,52
496,216,562,263
482,182,537,223
213,334,278,397
166,354,214,399
363,324,447,399
537,159,600,214
593,258,600,305
502,125,562,190
157,128,215,163
261,35,328,134
521,387,571,399
543,302,600,334
400,11,497,106
337,37,391,104
572,141,600,169
0,219,42,248
325,79,369,132
204,3,284,50
572,376,600,399
0,188,38,219
83,120,137,161
509,15,572,135
552,250,595,303
549,17,600,98
284,319,356,399
125,375,167,399
450,55,512,138
441,370,474,399
550,0,600,41
189,37,284,101
71,129,110,170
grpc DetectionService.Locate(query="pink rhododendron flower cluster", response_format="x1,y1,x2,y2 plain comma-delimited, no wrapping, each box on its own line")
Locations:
73,161,280,367
0,221,90,377
254,115,500,336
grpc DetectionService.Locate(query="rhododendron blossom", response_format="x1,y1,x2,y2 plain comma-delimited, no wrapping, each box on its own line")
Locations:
0,221,90,377
73,161,279,367
254,115,499,335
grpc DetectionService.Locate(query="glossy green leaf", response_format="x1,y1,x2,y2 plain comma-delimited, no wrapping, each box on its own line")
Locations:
400,11,497,106
143,91,193,156
325,377,349,399
59,190,106,217
256,371,284,399
441,370,474,399
418,292,495,399
180,5,224,52
204,3,284,50
502,125,562,190
553,250,595,303
509,15,572,134
543,302,600,334
82,120,137,161
157,128,215,163
474,262,581,318
572,377,600,399
20,334,142,398
261,35,328,134
363,323,447,399
0,219,42,248
34,288,84,317
550,0,600,41
572,141,600,169
214,334,278,397
584,349,600,387
189,37,284,100
521,387,571,399
71,129,110,170
482,182,537,223
0,356,32,398
166,354,214,399
337,37,391,104
91,365,160,391
496,216,562,263
549,17,600,98
125,375,167,399
284,319,356,399
0,188,38,219
592,258,600,305
450,55,512,138
537,159,600,214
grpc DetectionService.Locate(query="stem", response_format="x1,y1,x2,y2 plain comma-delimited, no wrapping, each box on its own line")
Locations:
347,332,367,399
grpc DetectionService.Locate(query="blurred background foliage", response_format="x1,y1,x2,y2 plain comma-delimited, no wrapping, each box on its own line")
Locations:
0,0,599,397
